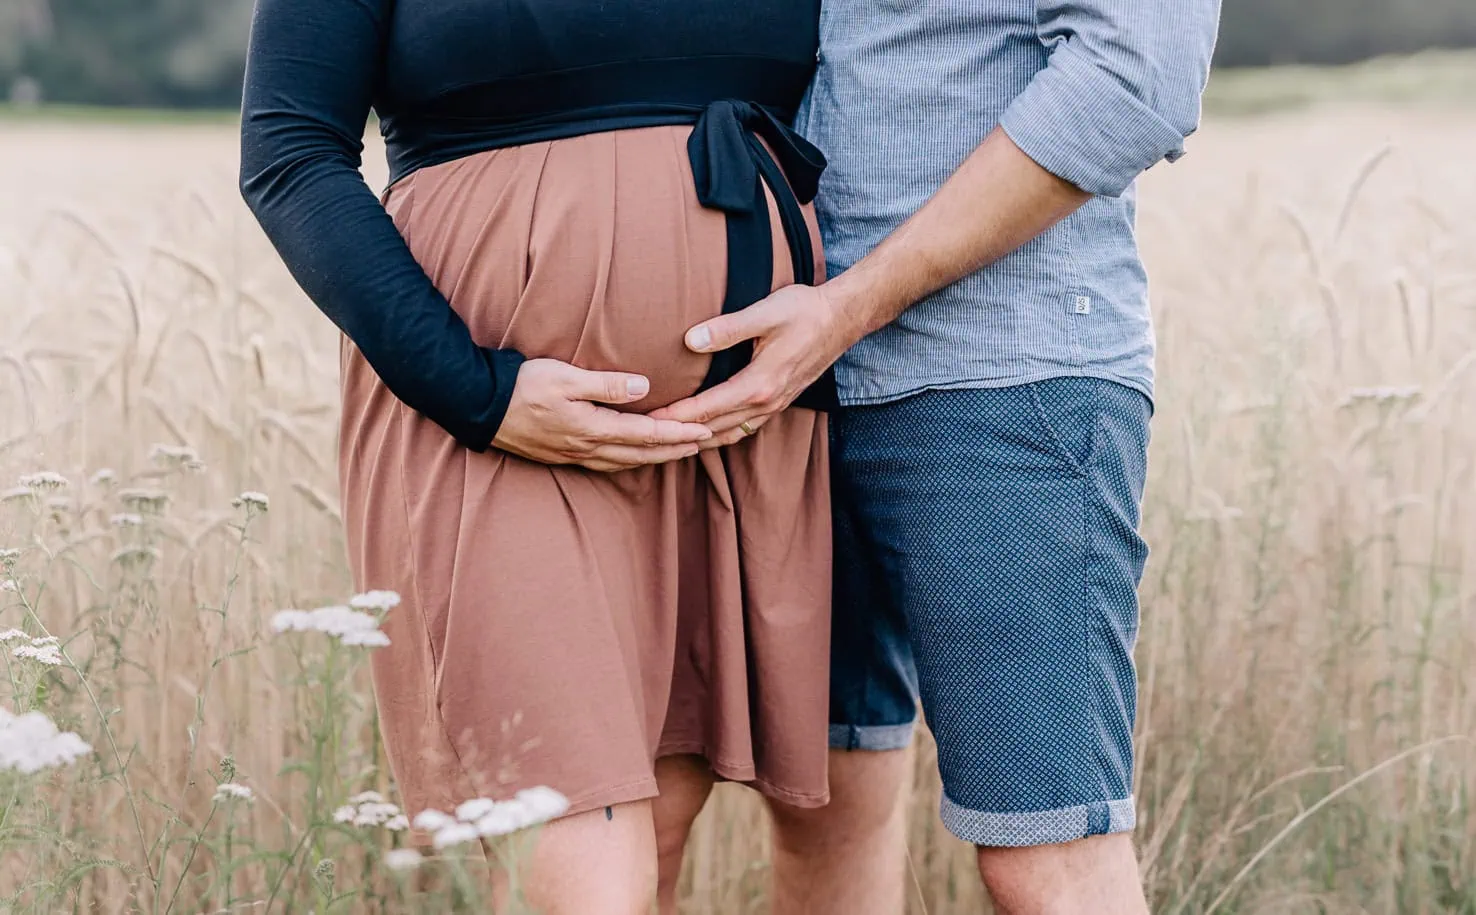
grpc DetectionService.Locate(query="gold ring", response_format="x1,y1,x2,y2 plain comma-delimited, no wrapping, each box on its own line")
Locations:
739,421,757,437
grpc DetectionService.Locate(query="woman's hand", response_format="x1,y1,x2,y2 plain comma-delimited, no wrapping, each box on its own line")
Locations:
493,359,714,472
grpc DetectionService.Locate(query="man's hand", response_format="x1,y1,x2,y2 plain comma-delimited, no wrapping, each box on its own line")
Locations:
650,284,862,447
494,359,714,471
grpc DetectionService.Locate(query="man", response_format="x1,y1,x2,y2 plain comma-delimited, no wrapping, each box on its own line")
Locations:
654,1,1223,912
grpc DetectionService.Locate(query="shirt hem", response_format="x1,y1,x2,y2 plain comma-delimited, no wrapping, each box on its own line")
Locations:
837,368,1154,410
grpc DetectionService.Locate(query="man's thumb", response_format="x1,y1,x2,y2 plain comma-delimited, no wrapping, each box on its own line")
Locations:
685,309,767,354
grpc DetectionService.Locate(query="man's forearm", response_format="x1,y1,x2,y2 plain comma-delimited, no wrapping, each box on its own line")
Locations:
823,127,1092,340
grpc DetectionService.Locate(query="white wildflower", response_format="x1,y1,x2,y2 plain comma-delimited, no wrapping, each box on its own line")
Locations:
431,822,480,850
353,802,403,827
110,513,144,528
334,792,407,829
89,469,117,487
411,809,455,832
118,489,170,514
13,640,63,666
30,636,58,646
513,786,571,824
422,788,570,842
338,629,391,648
0,487,34,504
270,610,312,633
455,798,498,822
0,629,29,641
232,491,270,516
45,497,70,513
0,708,92,774
213,783,255,803
19,472,68,492
0,549,22,567
149,443,205,473
271,604,388,647
307,606,379,636
474,806,523,838
349,590,402,613
0,581,15,593
475,788,570,837
383,848,423,872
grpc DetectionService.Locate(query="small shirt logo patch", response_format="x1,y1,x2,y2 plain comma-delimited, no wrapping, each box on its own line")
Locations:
1073,295,1093,315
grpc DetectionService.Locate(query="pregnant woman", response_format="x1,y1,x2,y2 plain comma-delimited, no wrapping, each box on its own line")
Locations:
239,1,835,911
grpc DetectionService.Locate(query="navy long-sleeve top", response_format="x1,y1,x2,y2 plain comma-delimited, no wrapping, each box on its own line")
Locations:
239,0,820,451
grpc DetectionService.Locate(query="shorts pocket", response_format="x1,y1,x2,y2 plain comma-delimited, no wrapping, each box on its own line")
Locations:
1026,377,1108,477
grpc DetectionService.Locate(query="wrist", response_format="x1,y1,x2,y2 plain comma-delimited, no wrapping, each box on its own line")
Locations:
821,260,907,342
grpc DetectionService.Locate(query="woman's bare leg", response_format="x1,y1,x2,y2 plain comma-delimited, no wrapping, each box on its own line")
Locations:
492,800,659,915
652,755,718,914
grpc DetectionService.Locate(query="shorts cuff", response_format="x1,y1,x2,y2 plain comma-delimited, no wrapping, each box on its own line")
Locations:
940,794,1137,847
828,722,915,752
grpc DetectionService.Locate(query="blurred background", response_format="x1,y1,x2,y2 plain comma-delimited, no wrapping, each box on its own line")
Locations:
2,3,1475,914
2,0,1476,107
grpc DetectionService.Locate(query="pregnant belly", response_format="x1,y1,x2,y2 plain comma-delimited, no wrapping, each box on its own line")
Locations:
386,126,745,412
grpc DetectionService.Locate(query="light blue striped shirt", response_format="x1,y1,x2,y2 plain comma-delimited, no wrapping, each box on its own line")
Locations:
798,0,1221,406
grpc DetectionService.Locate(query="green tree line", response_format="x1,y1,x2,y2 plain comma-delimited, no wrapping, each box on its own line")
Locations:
3,0,1475,109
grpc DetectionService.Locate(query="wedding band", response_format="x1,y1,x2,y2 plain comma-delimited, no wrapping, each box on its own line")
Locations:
739,421,757,437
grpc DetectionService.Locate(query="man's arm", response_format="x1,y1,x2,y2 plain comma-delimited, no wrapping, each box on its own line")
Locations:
654,0,1220,442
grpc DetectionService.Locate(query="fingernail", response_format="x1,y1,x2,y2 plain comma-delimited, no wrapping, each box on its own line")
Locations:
687,326,712,352
626,376,650,398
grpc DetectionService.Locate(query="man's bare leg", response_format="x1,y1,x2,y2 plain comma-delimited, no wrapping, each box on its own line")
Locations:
766,747,913,915
977,833,1148,915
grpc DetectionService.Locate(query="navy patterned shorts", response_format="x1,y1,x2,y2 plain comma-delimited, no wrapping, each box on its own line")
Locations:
829,377,1151,847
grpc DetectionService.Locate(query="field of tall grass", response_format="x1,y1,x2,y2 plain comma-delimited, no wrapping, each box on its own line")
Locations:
1,100,1474,913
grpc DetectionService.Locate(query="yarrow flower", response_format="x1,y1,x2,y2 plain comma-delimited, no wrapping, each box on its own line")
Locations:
383,848,423,872
12,635,63,666
0,581,16,594
0,549,22,569
271,603,391,647
232,491,269,517
431,823,480,850
414,787,570,849
339,629,391,648
19,472,68,492
89,469,117,487
0,629,30,642
349,591,402,613
333,792,409,829
0,708,92,774
118,489,170,514
213,783,255,803
149,443,207,474
109,513,144,528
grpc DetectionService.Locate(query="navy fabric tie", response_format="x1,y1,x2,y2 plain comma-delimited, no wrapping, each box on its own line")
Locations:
687,100,839,412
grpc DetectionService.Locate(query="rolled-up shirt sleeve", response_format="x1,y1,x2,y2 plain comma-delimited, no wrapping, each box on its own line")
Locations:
239,0,525,452
998,0,1221,198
